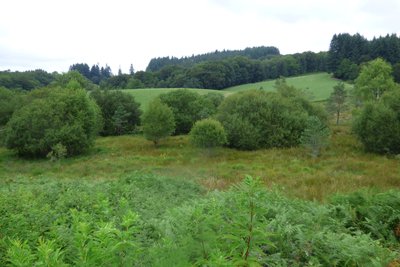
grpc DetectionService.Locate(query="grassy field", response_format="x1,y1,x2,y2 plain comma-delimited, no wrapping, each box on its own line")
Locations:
225,72,353,101
124,88,232,110
1,123,399,201
124,73,352,109
1,123,400,264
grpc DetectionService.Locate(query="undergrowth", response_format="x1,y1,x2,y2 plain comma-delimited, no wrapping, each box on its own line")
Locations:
1,174,399,266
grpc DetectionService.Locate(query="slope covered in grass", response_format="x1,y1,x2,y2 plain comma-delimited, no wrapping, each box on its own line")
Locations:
1,124,399,201
124,88,231,110
225,72,353,101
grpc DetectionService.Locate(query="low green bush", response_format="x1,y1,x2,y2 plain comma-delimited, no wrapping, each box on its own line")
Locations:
353,96,400,154
4,87,102,157
189,118,227,149
142,98,175,146
90,89,141,136
216,90,310,150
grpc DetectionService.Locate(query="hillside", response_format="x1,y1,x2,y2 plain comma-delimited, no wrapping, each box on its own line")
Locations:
124,73,351,109
225,72,352,101
124,88,231,110
146,46,280,71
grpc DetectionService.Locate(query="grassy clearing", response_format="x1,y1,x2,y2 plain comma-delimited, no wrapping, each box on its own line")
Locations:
1,123,399,201
121,73,351,110
225,72,353,101
123,88,232,110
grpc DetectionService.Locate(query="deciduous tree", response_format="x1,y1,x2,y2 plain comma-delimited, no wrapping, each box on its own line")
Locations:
326,82,348,125
142,99,175,146
354,58,396,101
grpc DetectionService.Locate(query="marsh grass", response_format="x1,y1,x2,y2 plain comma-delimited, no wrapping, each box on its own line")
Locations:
1,123,399,201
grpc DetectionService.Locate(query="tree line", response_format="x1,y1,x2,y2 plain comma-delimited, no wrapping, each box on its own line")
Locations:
101,51,327,90
328,33,400,81
146,46,280,72
0,50,327,91
2,33,400,92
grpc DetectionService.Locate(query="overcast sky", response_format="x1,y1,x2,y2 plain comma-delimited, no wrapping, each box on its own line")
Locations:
1,0,399,73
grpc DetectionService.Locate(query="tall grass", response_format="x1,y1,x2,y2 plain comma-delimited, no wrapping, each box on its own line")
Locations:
1,123,399,201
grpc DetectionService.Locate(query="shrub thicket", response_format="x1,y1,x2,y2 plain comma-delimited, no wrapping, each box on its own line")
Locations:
353,90,400,154
90,89,141,136
159,89,223,135
189,118,227,149
142,98,175,146
1,175,398,266
0,87,24,126
216,90,310,150
4,87,102,157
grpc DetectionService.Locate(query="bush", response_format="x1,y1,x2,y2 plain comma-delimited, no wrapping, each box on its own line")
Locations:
353,98,400,154
189,119,227,149
0,87,24,126
142,98,175,146
216,90,309,150
90,89,141,136
4,87,102,157
159,89,220,135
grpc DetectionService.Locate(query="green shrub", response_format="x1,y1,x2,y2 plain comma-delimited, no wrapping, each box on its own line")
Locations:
4,87,102,157
216,90,309,150
0,173,204,266
330,189,400,245
0,175,398,266
159,89,219,135
142,98,175,146
153,177,397,266
0,87,24,126
353,100,400,154
90,89,141,136
189,118,227,149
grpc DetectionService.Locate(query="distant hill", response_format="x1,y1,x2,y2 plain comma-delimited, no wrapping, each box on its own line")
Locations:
123,73,352,110
124,88,231,110
146,46,280,72
225,72,352,101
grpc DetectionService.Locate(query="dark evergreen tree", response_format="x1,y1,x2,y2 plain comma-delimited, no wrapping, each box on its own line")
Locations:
129,64,135,75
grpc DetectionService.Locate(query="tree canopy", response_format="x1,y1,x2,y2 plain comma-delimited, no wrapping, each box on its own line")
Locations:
354,58,396,101
4,87,102,157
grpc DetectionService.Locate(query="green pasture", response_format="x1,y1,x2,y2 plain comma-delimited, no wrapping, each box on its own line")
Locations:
124,88,232,110
225,72,353,101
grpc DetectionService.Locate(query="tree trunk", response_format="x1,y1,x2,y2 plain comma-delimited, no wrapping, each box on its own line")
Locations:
336,110,340,125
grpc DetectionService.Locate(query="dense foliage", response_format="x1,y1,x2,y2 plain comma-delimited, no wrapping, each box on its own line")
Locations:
142,98,175,145
328,33,400,80
90,90,141,136
4,87,102,157
354,58,397,101
0,175,398,266
0,87,24,126
0,69,54,90
159,89,220,135
216,90,313,150
189,118,227,149
146,46,280,71
98,50,327,90
353,91,400,154
69,63,112,84
0,174,204,266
